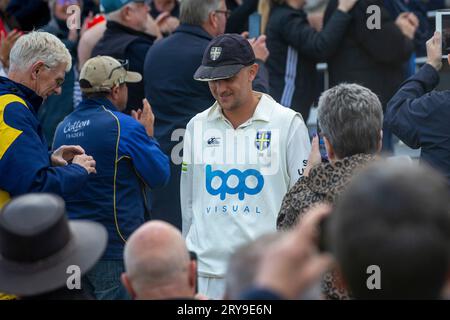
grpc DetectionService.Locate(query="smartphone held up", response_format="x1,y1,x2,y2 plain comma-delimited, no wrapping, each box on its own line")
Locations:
436,10,450,58
248,12,261,39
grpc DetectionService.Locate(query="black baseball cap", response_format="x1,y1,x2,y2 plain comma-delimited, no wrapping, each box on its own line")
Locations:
194,34,256,81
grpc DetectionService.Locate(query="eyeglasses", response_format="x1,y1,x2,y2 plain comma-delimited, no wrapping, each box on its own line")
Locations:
107,59,129,85
214,9,232,19
44,64,65,87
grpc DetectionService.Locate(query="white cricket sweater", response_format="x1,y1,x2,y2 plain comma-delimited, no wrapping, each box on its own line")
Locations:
180,93,311,277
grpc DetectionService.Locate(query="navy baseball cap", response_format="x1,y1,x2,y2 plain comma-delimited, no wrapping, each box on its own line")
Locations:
100,0,147,14
194,34,256,82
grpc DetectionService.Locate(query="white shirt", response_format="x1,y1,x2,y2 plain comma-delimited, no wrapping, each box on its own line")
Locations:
180,93,311,277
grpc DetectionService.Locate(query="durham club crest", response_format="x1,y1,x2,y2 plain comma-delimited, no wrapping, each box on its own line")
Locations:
210,47,222,61
255,130,271,151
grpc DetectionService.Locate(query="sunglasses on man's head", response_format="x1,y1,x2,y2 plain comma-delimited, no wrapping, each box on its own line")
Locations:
107,59,129,80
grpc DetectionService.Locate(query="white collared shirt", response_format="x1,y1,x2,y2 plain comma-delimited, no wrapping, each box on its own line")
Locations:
180,93,311,277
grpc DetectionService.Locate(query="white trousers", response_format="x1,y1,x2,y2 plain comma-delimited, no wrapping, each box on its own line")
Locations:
198,275,226,300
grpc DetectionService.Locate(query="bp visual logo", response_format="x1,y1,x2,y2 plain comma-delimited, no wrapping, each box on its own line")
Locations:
205,165,264,200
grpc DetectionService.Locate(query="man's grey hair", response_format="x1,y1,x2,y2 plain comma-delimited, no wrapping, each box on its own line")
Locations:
180,0,222,25
9,31,72,72
317,83,383,159
224,233,280,299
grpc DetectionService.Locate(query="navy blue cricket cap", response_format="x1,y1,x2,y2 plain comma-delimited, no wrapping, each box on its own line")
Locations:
194,34,256,82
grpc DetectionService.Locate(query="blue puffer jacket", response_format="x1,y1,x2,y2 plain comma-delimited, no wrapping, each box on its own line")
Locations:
53,98,170,260
0,76,88,209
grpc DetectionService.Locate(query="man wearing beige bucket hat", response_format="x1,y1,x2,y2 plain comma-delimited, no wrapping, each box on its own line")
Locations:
53,55,170,300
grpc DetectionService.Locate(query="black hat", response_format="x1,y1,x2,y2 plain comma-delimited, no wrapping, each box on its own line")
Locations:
194,33,256,81
0,194,107,297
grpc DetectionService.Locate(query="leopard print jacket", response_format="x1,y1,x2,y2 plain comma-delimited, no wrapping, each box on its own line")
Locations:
277,153,375,231
276,153,376,300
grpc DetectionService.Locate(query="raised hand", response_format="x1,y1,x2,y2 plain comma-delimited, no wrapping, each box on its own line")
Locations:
131,98,155,137
426,32,443,71
0,29,21,68
396,12,418,40
248,35,269,62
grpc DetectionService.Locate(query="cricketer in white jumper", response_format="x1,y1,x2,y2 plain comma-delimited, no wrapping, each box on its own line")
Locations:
180,92,311,296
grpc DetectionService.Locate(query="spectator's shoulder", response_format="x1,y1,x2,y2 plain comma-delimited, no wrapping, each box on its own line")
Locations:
0,94,31,118
128,36,155,54
264,94,304,122
277,176,313,230
133,31,157,44
112,111,142,130
111,111,153,146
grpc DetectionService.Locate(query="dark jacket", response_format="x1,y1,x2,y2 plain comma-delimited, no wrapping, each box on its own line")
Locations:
0,77,88,208
144,24,214,155
266,4,352,120
6,0,50,31
225,0,258,34
383,0,431,56
385,64,450,184
92,21,157,113
53,98,170,259
41,18,78,58
324,0,414,107
38,17,78,147
144,24,213,230
143,24,269,229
